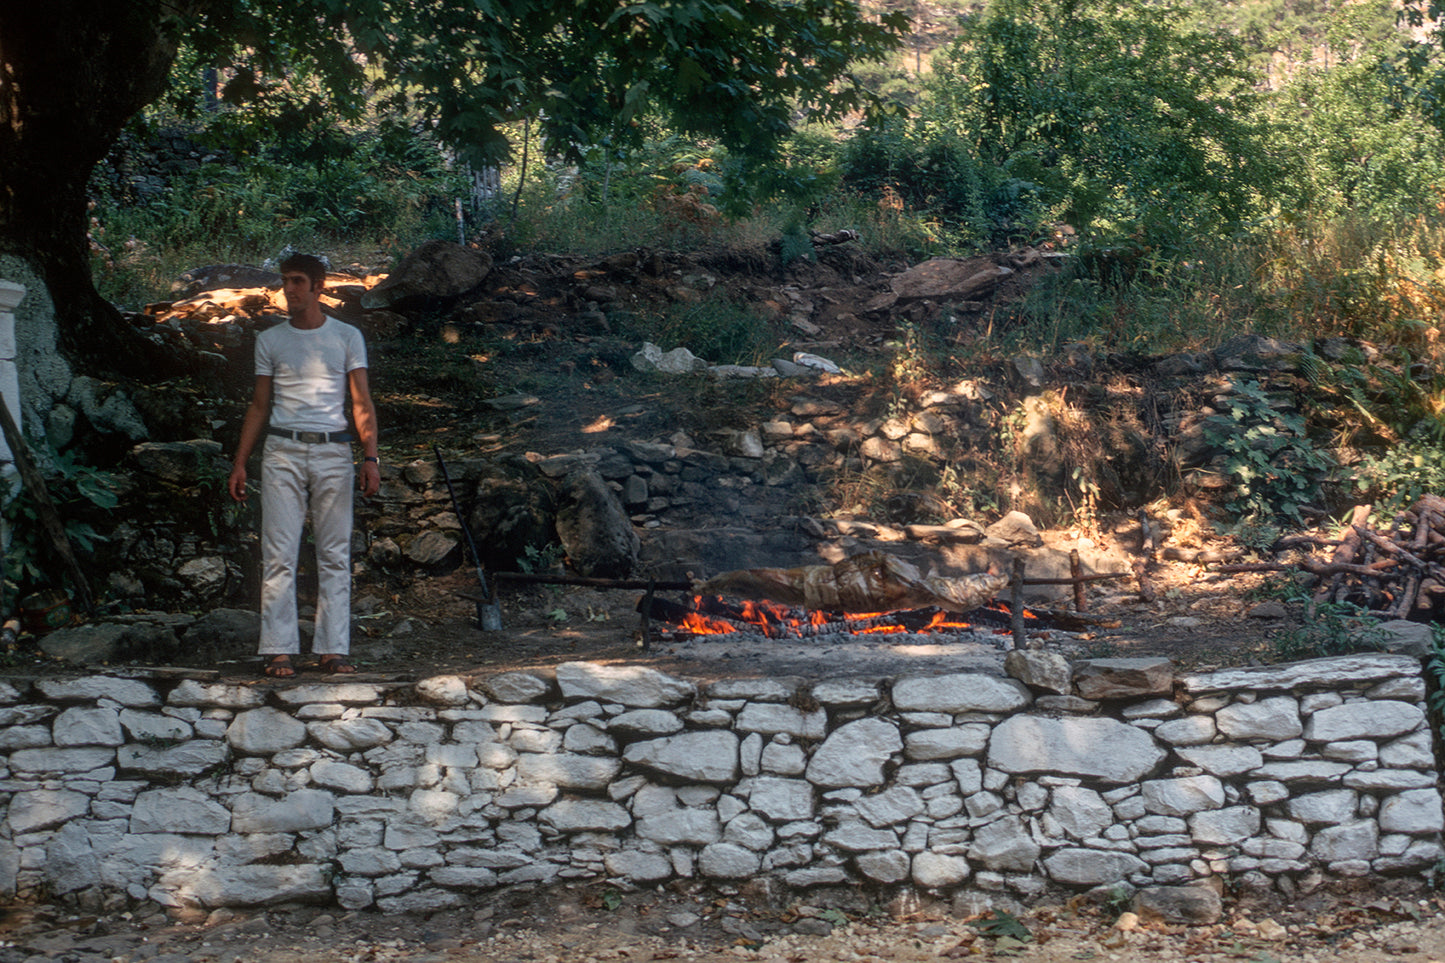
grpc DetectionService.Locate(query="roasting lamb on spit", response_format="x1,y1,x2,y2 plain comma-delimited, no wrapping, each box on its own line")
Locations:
693,551,1008,614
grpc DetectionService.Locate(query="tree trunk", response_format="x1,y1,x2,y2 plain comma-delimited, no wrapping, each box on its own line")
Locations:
0,4,193,373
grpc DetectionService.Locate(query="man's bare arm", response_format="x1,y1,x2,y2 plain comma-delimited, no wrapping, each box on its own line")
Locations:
349,367,380,497
228,375,272,502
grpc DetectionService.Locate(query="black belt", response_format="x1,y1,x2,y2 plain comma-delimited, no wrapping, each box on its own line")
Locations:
267,427,352,444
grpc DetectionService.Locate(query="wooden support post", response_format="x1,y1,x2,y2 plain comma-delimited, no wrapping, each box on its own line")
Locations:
639,580,655,650
1010,557,1026,650
1069,549,1087,613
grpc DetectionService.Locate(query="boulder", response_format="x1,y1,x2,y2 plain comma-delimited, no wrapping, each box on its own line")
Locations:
361,240,492,310
1072,658,1174,699
555,468,639,578
466,458,558,572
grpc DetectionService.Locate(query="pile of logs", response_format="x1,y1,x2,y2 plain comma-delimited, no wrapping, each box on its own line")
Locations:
1238,497,1445,620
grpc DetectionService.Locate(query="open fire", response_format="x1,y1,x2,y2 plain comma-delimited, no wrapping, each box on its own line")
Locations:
640,594,1041,641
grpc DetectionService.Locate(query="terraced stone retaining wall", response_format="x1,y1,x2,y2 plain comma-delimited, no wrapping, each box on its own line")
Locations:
0,653,1439,915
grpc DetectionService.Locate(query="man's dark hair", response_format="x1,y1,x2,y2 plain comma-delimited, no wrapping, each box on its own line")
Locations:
279,253,327,287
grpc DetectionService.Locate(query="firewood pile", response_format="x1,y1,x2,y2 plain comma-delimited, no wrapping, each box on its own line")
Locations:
1274,497,1445,621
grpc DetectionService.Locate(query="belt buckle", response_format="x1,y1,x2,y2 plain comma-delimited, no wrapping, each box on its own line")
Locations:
298,431,324,444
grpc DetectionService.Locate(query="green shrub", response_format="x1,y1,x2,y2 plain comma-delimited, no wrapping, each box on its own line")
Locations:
1201,378,1335,525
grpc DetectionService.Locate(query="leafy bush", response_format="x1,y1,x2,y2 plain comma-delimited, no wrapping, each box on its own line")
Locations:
3,448,119,595
1354,434,1445,522
1268,600,1387,662
1201,378,1335,524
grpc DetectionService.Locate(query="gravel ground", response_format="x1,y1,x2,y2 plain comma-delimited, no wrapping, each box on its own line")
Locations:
6,884,1445,963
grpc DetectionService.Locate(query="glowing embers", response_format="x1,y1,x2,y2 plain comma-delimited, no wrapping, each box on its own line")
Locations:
642,594,1036,640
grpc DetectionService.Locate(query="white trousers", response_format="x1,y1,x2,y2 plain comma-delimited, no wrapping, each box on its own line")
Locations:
258,437,354,656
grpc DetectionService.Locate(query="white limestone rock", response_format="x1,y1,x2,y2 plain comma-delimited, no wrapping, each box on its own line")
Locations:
272,683,383,706
1303,700,1424,742
1004,650,1072,694
53,706,123,747
1152,716,1216,746
856,849,911,883
746,776,816,822
912,851,971,887
430,865,501,888
723,812,775,850
604,850,673,882
1142,776,1225,816
168,680,265,709
310,760,375,794
904,724,989,761
970,816,1041,872
176,863,332,908
1190,806,1261,844
1175,745,1262,776
1043,848,1148,885
855,786,926,827
1181,655,1421,693
812,680,882,706
988,715,1164,783
307,718,394,751
227,707,308,754
481,671,552,704
1381,730,1436,769
1252,761,1351,782
341,847,403,876
35,677,159,707
539,798,631,833
635,808,721,846
1216,696,1301,741
699,841,761,878
824,817,901,852
761,740,807,776
556,661,695,707
806,718,902,789
230,788,335,833
607,709,684,737
562,723,617,754
1378,789,1445,834
117,740,229,777
516,752,622,790
413,676,471,706
735,703,827,740
623,730,739,783
1343,769,1437,792
43,821,101,895
892,673,1032,714
119,709,193,743
1288,789,1358,825
1311,820,1380,861
130,786,230,835
1050,786,1113,839
8,788,90,834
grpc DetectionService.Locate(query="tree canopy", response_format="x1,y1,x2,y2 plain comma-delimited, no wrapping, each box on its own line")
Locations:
0,0,906,368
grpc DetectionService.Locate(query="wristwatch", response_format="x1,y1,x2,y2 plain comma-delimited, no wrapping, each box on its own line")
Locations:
363,456,379,464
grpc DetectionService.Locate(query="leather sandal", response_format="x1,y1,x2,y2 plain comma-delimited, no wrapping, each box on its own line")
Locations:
262,655,296,678
320,655,356,674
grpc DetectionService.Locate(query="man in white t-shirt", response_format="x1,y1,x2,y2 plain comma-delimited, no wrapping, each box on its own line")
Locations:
227,254,380,677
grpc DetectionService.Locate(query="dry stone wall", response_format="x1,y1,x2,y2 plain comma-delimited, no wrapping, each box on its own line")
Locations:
0,653,1439,915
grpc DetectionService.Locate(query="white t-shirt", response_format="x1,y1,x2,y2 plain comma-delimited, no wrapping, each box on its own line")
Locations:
255,317,368,433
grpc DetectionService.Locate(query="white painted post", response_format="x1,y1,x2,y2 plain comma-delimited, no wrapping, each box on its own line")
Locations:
0,281,23,554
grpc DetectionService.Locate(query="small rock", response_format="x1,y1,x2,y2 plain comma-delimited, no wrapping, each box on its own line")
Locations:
1247,601,1290,619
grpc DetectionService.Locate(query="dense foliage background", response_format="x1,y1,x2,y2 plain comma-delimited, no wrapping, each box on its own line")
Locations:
76,0,1445,533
